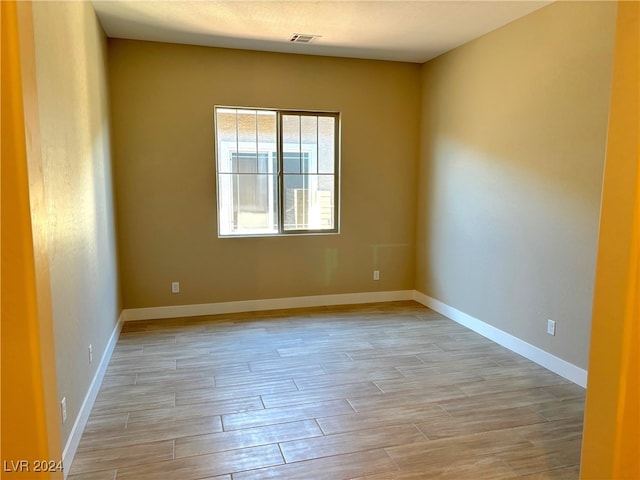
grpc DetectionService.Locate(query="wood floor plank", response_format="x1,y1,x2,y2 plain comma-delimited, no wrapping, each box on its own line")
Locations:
347,386,467,412
416,405,548,440
214,364,325,387
90,391,175,416
175,379,297,405
77,415,223,451
527,397,585,421
374,371,485,393
68,470,116,480
232,449,399,480
320,355,424,373
174,356,250,373
417,349,515,365
99,374,137,389
221,399,355,431
434,338,504,352
385,429,533,471
82,412,129,433
517,465,581,479
135,347,210,358
207,347,286,361
126,397,264,425
103,375,214,394
436,387,561,415
105,358,176,375
316,403,449,435
544,383,587,401
346,344,441,359
69,440,173,475
276,341,375,357
248,352,350,371
115,444,284,480
279,424,426,463
350,470,436,480
355,455,518,480
294,368,405,390
512,416,585,445
261,381,382,409
456,373,569,397
495,438,583,475
397,356,500,375
174,419,322,458
133,369,228,386
367,335,456,348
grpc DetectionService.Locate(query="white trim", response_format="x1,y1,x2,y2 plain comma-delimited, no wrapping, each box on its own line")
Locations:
122,290,415,322
62,311,124,478
413,291,588,388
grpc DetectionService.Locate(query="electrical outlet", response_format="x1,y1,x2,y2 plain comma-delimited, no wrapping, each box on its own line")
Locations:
88,344,93,364
547,319,556,336
171,281,180,293
373,270,380,281
61,397,67,423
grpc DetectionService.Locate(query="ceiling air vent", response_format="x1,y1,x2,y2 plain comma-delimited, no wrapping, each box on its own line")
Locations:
289,33,321,44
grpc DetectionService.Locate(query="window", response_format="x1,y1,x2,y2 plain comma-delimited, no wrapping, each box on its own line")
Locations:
215,107,340,236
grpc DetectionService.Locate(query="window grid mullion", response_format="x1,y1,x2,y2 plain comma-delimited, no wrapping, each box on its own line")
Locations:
277,112,284,234
298,115,302,175
254,110,258,175
234,109,240,231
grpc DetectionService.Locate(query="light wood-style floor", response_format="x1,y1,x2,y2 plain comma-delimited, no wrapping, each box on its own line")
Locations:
69,301,585,480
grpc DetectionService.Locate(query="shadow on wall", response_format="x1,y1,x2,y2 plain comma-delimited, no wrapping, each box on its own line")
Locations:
415,0,616,368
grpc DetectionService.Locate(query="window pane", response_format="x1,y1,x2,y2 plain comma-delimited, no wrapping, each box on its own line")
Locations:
216,109,237,173
218,173,278,235
237,110,258,171
283,152,301,174
257,111,277,173
231,152,271,173
283,174,335,231
300,153,315,174
318,175,336,230
318,116,335,174
282,115,301,173
301,116,318,174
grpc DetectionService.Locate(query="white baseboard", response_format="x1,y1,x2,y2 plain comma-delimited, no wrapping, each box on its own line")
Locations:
62,311,124,478
413,291,588,388
122,290,415,322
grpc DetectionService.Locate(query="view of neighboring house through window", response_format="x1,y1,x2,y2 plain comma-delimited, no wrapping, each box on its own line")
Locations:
215,107,339,236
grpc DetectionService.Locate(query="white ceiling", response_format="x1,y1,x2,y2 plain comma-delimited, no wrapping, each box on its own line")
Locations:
92,0,554,63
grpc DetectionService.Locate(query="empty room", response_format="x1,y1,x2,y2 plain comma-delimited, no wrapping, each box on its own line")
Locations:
2,1,637,479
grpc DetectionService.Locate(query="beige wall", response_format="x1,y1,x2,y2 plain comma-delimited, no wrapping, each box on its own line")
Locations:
31,1,120,446
108,41,421,308
416,1,617,369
